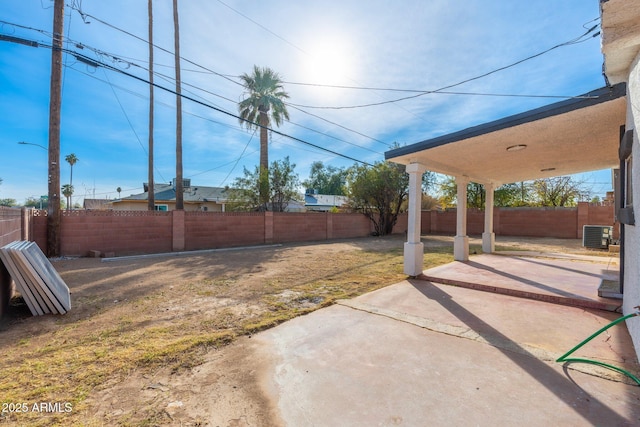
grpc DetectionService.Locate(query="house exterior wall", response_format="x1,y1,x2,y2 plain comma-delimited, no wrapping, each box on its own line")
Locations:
623,51,640,354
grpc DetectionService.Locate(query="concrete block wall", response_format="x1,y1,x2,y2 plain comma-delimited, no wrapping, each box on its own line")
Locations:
23,203,616,257
424,203,616,239
0,207,22,246
497,207,578,238
185,212,265,250
331,213,372,238
59,210,172,256
0,207,24,316
273,212,329,243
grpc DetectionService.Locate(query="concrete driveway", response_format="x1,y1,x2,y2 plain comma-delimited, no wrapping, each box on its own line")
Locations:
253,254,640,426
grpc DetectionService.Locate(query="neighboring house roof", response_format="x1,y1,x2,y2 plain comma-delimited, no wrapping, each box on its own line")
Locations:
83,199,112,210
119,183,229,203
305,194,349,210
385,83,627,185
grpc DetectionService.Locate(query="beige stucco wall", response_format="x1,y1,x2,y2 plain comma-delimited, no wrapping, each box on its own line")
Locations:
623,50,640,353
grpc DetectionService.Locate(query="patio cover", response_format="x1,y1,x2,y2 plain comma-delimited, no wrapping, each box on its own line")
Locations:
385,83,627,274
385,83,626,185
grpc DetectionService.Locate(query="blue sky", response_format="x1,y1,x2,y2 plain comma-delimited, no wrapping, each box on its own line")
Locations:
0,0,610,205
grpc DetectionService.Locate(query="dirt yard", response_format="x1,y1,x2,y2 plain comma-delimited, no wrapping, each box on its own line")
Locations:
0,235,601,426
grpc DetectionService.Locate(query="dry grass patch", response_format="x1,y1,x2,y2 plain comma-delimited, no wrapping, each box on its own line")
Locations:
0,236,455,426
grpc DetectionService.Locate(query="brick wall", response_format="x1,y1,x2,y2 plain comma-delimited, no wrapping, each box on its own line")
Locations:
59,210,172,256
422,203,617,239
185,212,265,250
22,203,616,257
0,207,24,316
0,207,23,246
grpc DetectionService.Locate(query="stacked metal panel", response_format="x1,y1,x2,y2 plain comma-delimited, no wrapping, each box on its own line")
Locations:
0,241,71,315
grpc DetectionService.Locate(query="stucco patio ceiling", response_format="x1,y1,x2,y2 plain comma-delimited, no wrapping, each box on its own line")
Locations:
385,83,627,185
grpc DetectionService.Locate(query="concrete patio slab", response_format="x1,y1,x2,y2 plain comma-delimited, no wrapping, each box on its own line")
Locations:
420,253,621,311
254,263,640,426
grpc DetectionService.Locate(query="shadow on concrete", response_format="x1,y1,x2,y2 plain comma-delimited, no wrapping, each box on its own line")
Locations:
409,279,633,425
465,260,581,299
510,255,617,279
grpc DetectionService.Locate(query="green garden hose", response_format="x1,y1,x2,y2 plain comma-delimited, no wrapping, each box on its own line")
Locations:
556,311,640,386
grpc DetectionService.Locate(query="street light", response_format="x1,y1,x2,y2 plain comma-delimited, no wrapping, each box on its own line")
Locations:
18,141,48,151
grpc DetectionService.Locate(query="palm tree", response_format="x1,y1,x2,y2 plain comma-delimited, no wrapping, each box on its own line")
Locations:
62,184,73,211
65,153,78,208
116,187,122,198
238,66,290,208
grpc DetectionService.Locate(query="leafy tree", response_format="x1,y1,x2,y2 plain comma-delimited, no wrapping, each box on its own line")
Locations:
439,179,532,208
24,196,48,209
62,184,74,211
530,176,590,207
495,182,531,207
347,161,409,236
0,198,16,207
438,178,486,208
303,161,348,195
238,66,290,207
228,156,301,212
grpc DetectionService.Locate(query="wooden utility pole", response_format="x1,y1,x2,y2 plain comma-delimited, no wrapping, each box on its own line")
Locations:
173,0,184,210
47,0,64,257
147,0,155,211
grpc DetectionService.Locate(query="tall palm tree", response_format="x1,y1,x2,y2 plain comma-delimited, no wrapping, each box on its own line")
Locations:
238,66,290,208
62,184,73,211
65,153,78,208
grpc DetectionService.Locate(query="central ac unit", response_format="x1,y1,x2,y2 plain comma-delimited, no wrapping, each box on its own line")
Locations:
582,225,612,249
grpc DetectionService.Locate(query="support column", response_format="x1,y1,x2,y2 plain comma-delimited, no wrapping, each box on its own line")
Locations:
454,176,469,261
404,163,427,276
482,182,495,253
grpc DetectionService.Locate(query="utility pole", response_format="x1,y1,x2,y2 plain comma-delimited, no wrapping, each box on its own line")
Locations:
173,0,184,210
47,0,64,257
147,0,155,211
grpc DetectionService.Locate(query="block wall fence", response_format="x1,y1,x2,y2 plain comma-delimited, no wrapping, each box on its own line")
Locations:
0,203,616,258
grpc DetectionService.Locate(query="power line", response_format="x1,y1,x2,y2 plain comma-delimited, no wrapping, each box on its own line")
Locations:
6,12,389,156
1,34,372,166
101,68,168,183
285,24,601,110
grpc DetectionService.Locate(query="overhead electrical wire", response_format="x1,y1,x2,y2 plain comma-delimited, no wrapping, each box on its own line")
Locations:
285,23,602,110
73,1,396,147
0,32,372,167
7,10,388,155
101,68,168,183
68,57,378,177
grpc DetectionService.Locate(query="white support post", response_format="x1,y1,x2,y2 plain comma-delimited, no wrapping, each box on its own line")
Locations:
482,182,495,254
404,163,427,276
454,176,469,261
